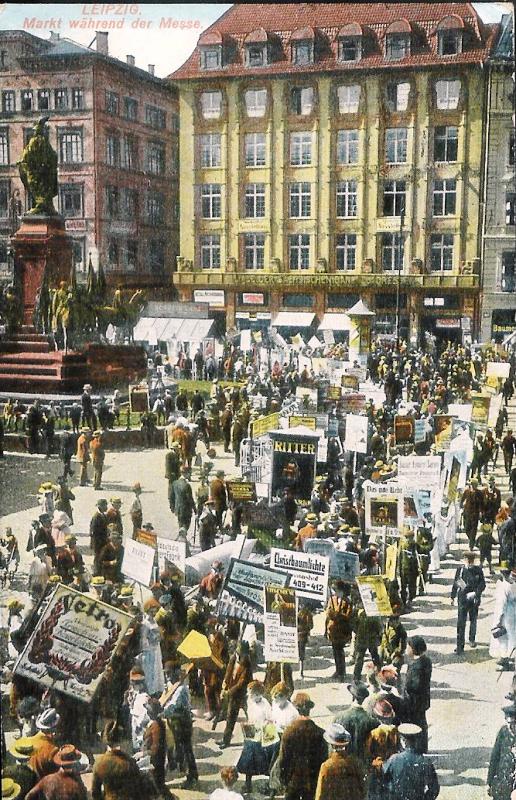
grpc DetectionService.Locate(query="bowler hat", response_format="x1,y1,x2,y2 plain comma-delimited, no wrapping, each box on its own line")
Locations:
292,691,314,710
347,681,369,703
36,708,60,732
53,744,89,772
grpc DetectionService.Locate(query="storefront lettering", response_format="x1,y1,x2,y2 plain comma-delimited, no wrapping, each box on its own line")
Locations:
273,440,316,454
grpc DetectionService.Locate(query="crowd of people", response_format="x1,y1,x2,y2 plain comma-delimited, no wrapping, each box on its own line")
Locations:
1,338,516,800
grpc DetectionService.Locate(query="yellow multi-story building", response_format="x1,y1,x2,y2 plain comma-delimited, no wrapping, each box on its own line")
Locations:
169,3,498,345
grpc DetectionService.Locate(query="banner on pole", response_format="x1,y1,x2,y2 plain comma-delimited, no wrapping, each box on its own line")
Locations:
263,586,299,663
414,418,427,445
251,412,280,439
434,415,453,452
365,483,404,535
14,586,133,703
394,415,415,445
470,394,491,426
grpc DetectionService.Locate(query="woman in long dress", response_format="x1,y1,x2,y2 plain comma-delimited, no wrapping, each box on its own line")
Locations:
140,598,165,695
236,681,274,795
490,569,516,671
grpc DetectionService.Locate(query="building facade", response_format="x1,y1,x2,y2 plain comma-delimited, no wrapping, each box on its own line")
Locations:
0,30,179,289
169,2,497,344
480,13,516,343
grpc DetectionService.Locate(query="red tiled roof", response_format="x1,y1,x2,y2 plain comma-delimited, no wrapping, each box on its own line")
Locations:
170,2,495,81
244,27,269,44
291,26,316,41
436,14,465,29
198,29,223,45
384,19,412,35
338,23,364,38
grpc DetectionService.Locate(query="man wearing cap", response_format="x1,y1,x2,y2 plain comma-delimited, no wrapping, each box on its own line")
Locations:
334,682,377,770
55,477,75,525
461,478,484,551
488,705,516,800
165,442,182,511
4,738,38,798
315,723,365,799
399,526,420,610
210,470,228,531
25,745,89,800
278,691,327,800
294,514,319,552
451,551,486,654
325,581,353,681
483,477,502,526
170,466,196,533
219,642,253,749
160,663,199,790
91,721,145,799
89,499,109,574
90,430,105,490
76,428,91,486
33,514,56,568
106,497,123,535
382,723,439,800
125,483,141,534
98,526,125,584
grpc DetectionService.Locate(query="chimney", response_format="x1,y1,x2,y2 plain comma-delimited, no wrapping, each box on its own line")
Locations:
148,64,155,76
49,31,60,42
126,54,135,66
96,31,109,55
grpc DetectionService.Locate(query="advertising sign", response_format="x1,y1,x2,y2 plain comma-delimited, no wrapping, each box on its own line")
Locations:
217,559,290,623
327,386,342,401
251,412,280,439
447,404,472,421
134,529,157,548
385,544,398,581
344,414,368,454
270,432,318,503
365,483,404,535
342,375,360,390
471,394,491,426
356,576,393,617
226,480,257,503
14,586,133,703
157,538,187,582
434,415,453,452
270,548,330,602
486,362,511,379
121,537,156,586
193,289,225,308
445,456,461,504
295,386,318,411
333,549,361,583
414,418,427,445
397,456,442,490
263,586,299,664
129,384,149,414
242,293,265,305
340,393,367,413
289,415,316,431
394,415,415,445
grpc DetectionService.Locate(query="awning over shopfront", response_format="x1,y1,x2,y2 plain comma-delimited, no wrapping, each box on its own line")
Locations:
318,313,351,331
273,312,316,327
133,317,215,342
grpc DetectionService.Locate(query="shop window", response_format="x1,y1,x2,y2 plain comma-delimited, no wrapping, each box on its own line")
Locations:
282,293,314,307
501,251,516,292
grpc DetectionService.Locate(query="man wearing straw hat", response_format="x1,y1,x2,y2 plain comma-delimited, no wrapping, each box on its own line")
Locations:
1,779,21,800
25,744,89,800
4,738,38,798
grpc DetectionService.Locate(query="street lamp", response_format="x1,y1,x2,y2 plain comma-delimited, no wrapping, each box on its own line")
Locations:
395,204,406,349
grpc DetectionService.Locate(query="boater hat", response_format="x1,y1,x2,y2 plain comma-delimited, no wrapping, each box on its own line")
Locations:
8,737,35,762
324,723,351,746
1,780,21,800
398,723,422,739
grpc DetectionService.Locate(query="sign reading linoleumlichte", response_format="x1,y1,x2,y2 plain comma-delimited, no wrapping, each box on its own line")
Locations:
193,290,225,307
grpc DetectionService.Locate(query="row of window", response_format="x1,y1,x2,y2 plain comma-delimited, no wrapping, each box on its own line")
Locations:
196,179,458,219
196,126,461,169
105,185,170,224
104,91,177,131
198,232,457,272
105,132,172,175
200,26,467,71
1,88,84,114
197,79,461,121
106,237,165,273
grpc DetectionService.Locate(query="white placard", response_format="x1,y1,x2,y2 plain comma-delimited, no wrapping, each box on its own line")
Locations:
157,538,187,578
345,414,368,454
447,404,472,421
121,538,156,586
486,362,511,378
397,455,442,490
270,548,330,602
364,483,404,535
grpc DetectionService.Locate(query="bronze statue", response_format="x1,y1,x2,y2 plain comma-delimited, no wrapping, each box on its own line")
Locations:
17,116,58,215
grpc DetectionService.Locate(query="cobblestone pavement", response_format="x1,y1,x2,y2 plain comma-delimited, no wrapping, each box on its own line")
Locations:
1,394,515,798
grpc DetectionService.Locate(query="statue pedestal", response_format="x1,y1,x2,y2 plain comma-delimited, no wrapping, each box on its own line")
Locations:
12,214,72,326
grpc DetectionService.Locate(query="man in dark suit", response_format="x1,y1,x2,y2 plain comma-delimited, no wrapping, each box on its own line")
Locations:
170,467,196,532
451,551,486,654
404,635,432,754
383,723,439,799
279,691,327,800
219,642,253,749
89,498,109,574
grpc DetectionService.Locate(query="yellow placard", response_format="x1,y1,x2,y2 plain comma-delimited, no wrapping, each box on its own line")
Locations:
384,544,398,582
356,575,393,617
251,412,280,439
289,415,316,430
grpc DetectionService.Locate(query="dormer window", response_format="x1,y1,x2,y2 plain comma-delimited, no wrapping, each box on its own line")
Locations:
385,20,412,60
291,27,315,65
244,29,269,67
337,24,363,62
247,45,267,67
436,16,465,56
199,30,223,70
200,47,222,70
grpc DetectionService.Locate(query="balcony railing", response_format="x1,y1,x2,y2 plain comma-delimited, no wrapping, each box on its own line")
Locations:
172,270,480,290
